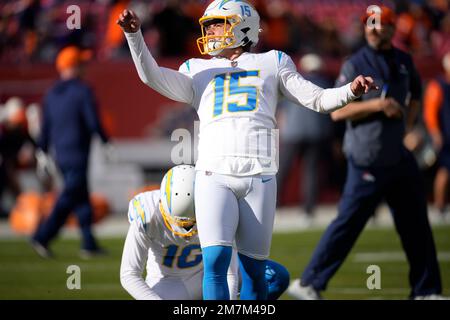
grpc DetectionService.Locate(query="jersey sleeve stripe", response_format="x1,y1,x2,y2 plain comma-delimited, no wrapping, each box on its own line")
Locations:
133,198,147,228
277,51,283,64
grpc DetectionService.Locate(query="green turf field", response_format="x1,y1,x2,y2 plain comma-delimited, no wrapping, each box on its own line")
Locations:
0,225,449,300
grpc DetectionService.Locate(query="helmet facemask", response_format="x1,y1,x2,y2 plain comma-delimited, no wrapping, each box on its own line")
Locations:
197,15,241,56
159,201,197,238
197,0,261,56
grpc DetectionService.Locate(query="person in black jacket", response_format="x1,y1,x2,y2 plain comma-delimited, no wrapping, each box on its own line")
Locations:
31,46,110,259
288,6,444,300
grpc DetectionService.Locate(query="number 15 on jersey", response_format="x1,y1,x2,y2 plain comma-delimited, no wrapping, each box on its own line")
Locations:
212,70,260,117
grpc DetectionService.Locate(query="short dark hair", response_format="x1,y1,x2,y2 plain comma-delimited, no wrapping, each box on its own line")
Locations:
203,18,227,27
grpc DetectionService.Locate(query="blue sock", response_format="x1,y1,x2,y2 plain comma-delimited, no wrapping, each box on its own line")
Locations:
202,245,232,300
265,260,290,300
238,253,268,300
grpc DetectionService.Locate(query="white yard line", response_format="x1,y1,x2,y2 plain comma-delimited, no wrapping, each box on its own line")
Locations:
1,205,449,239
327,288,408,295
353,251,450,262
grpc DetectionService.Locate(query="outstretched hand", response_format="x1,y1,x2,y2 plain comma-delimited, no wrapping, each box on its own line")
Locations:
116,9,141,33
350,75,378,97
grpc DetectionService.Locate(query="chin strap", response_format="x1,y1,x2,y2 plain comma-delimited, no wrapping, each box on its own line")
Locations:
159,201,197,238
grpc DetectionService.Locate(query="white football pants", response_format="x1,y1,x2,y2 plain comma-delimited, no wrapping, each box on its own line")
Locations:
194,170,277,260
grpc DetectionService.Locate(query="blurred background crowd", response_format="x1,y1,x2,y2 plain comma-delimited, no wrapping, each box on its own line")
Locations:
0,0,449,63
0,0,450,226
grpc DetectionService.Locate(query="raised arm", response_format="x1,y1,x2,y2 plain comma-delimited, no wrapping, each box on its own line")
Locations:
117,10,194,104
278,52,376,113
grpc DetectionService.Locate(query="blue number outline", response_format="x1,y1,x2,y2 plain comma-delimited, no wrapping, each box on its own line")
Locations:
213,73,227,117
212,70,260,117
162,244,178,268
162,244,202,269
177,244,202,268
228,70,259,113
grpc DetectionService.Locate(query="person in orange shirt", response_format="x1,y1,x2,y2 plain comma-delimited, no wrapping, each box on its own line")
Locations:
102,0,130,59
424,52,450,217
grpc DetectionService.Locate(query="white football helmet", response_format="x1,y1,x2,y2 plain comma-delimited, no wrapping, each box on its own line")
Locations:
197,0,261,56
159,165,197,237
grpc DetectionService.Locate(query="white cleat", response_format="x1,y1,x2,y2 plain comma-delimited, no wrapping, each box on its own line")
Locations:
287,279,323,300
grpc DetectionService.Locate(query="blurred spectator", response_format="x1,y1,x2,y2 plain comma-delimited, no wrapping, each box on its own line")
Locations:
101,0,130,60
277,54,333,219
0,97,36,218
18,0,41,61
152,0,197,57
0,0,448,64
423,52,450,216
393,2,433,56
179,0,207,56
424,0,449,30
31,45,111,259
288,14,321,55
430,11,450,61
318,17,348,57
258,0,294,53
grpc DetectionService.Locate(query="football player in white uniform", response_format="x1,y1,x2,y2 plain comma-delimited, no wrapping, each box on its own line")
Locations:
117,0,377,300
120,165,290,300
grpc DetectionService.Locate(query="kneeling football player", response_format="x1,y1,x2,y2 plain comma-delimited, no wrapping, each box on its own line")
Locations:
120,165,289,300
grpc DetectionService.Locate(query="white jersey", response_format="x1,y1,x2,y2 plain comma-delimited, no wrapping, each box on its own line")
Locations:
120,190,202,299
123,190,202,277
125,30,357,176
120,190,239,300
